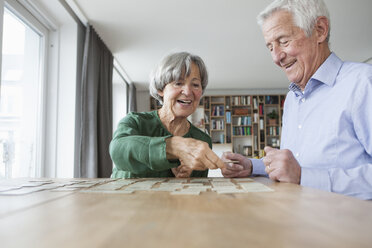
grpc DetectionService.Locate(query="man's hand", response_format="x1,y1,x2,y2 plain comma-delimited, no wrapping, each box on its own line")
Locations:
263,146,301,184
221,152,252,178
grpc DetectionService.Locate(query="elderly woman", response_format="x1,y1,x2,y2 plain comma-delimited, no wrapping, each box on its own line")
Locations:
110,52,225,178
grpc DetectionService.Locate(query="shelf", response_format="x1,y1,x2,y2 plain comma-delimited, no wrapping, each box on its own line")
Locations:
265,104,279,107
150,94,285,148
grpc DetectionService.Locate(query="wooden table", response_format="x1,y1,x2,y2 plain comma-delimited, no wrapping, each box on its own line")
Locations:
0,177,371,248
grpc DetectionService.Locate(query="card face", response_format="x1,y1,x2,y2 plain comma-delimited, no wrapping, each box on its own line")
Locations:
223,160,240,164
0,178,273,196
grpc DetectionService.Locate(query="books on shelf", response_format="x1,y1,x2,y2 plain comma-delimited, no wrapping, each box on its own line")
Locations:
233,116,251,126
253,97,258,109
219,134,224,144
280,98,285,108
233,108,249,115
226,111,231,123
259,118,264,130
259,104,264,115
254,135,258,150
211,119,224,130
204,113,209,124
265,95,279,104
253,113,259,123
260,130,265,142
232,96,251,106
243,146,253,156
211,105,224,116
267,126,280,136
233,126,252,136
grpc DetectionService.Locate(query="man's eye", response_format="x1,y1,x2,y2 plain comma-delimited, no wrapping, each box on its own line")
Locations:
280,40,289,45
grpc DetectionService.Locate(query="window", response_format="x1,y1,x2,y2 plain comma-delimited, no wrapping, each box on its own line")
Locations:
0,3,47,178
112,67,128,131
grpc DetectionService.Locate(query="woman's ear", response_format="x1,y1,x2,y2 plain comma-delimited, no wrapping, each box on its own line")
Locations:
315,16,329,43
158,90,164,97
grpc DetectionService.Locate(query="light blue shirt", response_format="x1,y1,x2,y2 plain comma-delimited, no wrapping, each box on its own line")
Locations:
252,53,372,200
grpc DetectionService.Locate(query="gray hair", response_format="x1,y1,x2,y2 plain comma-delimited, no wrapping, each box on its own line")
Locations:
257,0,331,42
149,52,208,104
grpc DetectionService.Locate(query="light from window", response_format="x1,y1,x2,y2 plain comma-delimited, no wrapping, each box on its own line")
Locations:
0,8,42,178
112,68,128,131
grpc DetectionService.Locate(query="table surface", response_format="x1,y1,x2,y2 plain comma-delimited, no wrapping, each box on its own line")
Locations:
1,177,372,248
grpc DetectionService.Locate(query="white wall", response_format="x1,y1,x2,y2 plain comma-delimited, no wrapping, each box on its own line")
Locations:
113,83,127,129
137,90,151,112
55,23,78,178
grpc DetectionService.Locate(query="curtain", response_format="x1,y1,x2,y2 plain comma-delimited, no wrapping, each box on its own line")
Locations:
77,25,113,178
74,16,85,178
128,83,137,112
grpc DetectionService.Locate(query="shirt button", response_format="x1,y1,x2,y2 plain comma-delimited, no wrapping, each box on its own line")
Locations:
298,124,302,129
301,98,305,103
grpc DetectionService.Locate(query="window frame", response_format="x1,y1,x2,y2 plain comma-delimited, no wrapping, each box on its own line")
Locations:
1,0,49,177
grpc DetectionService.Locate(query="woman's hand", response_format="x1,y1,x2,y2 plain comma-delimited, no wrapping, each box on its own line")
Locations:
166,136,225,171
171,164,193,178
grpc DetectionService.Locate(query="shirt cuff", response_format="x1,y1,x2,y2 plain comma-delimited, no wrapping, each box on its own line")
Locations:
149,135,179,170
251,158,267,175
301,167,331,191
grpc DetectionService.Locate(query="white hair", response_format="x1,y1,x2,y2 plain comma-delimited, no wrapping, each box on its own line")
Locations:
257,0,331,42
149,52,208,104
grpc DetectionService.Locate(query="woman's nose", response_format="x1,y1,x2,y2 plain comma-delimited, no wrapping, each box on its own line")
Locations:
182,84,192,95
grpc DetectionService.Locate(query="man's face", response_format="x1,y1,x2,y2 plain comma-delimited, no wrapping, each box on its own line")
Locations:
262,10,320,90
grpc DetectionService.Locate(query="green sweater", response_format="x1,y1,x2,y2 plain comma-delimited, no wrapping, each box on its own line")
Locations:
110,111,211,178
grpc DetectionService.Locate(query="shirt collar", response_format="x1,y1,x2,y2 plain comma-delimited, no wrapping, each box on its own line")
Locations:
288,53,343,96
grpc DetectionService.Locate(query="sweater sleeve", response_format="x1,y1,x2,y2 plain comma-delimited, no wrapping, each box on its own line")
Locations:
109,114,179,175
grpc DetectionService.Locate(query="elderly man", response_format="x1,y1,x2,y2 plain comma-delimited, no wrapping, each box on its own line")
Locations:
222,0,372,200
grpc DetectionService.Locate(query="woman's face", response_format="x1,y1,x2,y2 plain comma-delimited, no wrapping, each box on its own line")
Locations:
158,62,203,118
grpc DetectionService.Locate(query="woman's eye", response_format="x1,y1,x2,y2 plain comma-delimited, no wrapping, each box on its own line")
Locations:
193,83,201,88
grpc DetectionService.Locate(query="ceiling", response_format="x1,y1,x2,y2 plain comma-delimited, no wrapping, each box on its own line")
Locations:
72,0,372,90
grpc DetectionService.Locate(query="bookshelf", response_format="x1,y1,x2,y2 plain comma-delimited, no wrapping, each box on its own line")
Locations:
150,94,286,158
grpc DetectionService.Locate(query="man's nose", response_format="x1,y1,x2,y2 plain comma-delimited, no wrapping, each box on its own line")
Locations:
271,46,285,65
